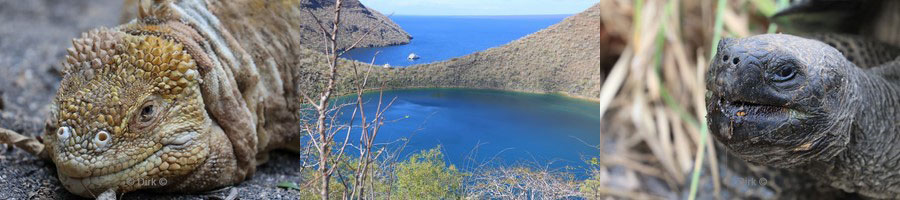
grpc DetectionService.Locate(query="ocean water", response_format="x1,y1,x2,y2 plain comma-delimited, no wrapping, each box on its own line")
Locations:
331,89,602,176
341,15,569,66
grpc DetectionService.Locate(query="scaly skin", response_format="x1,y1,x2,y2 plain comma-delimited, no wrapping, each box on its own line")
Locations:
41,0,317,197
707,34,900,198
46,27,231,196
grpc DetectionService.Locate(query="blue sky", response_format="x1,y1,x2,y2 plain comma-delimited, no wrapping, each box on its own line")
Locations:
359,0,600,16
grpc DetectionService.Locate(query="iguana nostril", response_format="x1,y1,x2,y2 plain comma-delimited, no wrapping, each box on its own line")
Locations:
732,57,740,64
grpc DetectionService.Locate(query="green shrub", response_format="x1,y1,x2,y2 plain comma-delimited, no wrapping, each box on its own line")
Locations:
393,146,463,199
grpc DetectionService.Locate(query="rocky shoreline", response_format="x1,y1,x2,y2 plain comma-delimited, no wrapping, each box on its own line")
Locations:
387,3,617,100
324,3,624,100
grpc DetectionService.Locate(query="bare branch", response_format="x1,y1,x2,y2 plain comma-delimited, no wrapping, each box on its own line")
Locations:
305,8,334,54
336,27,374,57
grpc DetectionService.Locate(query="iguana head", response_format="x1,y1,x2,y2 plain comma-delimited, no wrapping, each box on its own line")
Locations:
43,27,210,196
706,34,855,168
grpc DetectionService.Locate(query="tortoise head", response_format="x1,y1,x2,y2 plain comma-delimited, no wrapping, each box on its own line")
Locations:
43,27,211,197
706,34,855,168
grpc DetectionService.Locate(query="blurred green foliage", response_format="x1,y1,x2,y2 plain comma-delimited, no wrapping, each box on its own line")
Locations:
393,146,464,199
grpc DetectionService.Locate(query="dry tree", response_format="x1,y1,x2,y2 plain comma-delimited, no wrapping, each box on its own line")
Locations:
298,0,396,199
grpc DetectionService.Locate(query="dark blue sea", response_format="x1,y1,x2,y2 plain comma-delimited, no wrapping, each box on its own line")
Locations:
342,15,569,66
332,89,602,176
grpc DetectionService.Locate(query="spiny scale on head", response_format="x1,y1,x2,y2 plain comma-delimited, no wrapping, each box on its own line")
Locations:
57,27,199,137
64,27,124,79
121,33,197,96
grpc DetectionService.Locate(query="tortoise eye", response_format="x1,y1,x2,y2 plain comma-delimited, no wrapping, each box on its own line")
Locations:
772,64,797,82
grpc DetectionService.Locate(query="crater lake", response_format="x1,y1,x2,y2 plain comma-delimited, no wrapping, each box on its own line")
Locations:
331,89,602,176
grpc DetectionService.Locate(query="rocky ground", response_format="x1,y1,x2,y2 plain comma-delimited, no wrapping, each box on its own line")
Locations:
0,0,305,199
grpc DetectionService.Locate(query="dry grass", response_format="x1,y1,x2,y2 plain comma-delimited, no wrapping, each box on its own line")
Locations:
589,0,777,198
466,166,581,199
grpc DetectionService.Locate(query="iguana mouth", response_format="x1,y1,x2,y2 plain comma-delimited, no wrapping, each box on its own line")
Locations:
57,131,201,196
60,131,198,184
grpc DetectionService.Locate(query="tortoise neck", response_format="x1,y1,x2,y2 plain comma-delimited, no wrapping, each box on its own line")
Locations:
817,65,900,198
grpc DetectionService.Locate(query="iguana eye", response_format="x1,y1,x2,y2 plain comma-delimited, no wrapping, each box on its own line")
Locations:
93,130,111,148
133,97,164,129
138,98,162,124
140,104,155,122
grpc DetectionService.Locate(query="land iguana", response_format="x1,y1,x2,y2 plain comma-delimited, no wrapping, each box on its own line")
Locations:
706,34,900,198
0,0,388,197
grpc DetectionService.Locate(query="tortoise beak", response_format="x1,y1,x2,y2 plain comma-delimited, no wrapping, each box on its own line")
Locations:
706,39,800,144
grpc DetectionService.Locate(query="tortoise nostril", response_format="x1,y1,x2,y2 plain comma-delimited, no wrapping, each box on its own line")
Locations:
723,55,729,62
732,57,740,64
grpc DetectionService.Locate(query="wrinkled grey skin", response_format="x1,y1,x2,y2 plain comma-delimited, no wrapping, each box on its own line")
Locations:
706,34,900,198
